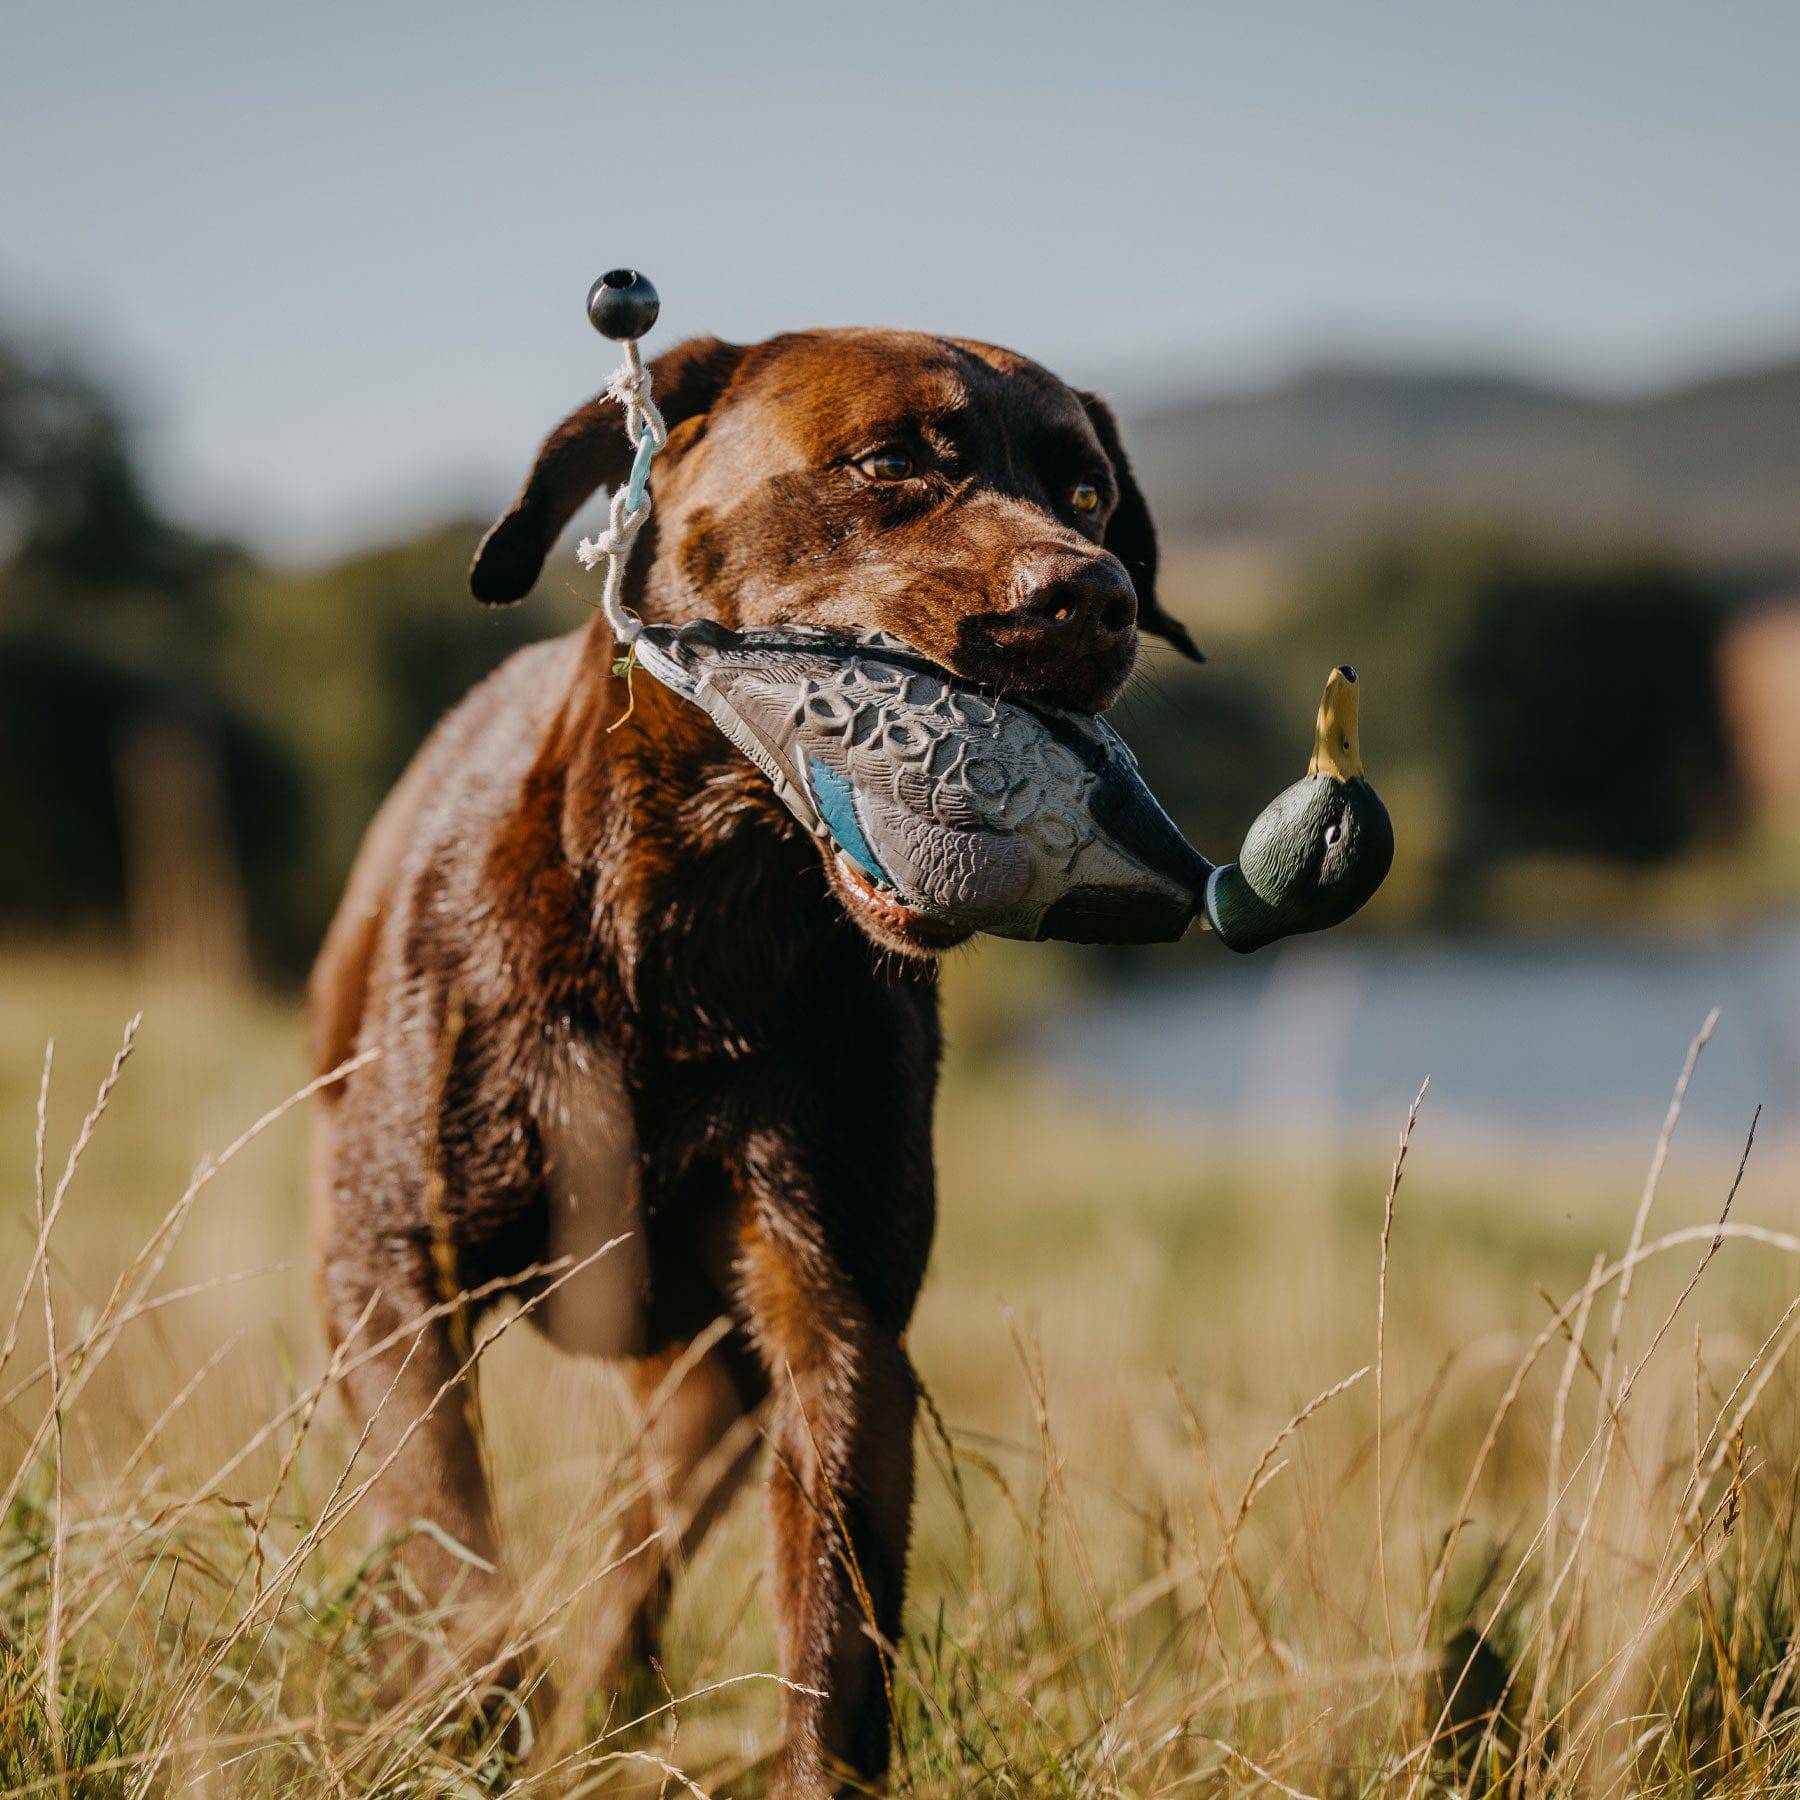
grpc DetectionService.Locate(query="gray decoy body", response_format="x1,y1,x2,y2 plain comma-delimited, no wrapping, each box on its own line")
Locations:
630,621,1392,951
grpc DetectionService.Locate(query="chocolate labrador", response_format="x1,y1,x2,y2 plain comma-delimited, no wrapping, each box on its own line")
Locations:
309,327,1198,1795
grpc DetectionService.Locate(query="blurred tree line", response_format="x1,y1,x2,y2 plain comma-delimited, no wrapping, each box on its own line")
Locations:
1133,528,1737,927
0,332,1742,976
0,334,536,968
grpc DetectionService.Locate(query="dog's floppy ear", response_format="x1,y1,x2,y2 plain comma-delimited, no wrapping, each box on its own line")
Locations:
470,336,747,606
1077,391,1203,663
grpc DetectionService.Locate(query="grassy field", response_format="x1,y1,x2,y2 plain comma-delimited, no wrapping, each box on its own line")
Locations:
3,944,1799,1795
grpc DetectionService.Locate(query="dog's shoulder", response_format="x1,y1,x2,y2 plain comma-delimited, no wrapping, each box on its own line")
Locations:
307,630,588,1078
401,631,586,847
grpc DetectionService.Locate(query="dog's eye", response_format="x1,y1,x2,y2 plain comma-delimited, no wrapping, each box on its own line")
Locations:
858,448,915,482
1071,480,1100,515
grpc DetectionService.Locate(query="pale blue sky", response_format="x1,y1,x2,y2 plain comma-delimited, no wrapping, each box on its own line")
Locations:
5,1,1796,558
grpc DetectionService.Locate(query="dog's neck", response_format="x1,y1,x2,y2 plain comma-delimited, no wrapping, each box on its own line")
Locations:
517,624,936,1062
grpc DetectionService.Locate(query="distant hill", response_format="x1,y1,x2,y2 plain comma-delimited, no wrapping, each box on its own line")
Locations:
1124,348,1800,569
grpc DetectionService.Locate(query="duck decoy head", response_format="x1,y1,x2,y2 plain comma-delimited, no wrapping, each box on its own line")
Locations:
1204,666,1395,953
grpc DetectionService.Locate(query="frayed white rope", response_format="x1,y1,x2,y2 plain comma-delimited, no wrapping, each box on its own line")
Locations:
605,342,668,455
575,483,651,641
576,340,667,645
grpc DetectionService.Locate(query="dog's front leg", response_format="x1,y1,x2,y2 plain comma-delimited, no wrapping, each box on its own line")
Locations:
739,1200,920,1798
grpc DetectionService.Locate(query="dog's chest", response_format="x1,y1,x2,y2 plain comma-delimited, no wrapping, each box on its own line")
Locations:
537,1047,649,1358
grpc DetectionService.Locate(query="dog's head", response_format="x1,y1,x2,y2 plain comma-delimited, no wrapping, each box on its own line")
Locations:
471,329,1201,954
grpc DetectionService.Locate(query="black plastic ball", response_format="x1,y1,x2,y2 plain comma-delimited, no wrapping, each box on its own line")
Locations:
587,268,660,341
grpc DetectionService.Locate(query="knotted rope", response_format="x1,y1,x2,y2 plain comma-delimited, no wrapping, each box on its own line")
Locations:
574,338,668,646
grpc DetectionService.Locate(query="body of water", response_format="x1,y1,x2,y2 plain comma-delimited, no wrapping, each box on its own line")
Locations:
1039,923,1800,1156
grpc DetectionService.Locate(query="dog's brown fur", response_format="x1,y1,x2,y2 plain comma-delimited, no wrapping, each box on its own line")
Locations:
309,327,1197,1794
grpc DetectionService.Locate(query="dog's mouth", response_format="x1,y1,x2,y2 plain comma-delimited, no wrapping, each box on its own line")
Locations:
947,621,1138,718
827,853,972,958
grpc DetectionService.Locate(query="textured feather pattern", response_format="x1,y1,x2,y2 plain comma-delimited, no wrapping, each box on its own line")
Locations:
631,621,1211,942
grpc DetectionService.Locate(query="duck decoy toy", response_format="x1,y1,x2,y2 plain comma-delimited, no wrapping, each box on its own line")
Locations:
571,268,1394,952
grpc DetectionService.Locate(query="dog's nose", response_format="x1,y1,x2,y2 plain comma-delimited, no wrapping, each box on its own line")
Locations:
1014,552,1138,650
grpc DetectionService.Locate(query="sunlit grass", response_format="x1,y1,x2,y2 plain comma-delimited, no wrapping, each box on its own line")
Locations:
3,946,1799,1794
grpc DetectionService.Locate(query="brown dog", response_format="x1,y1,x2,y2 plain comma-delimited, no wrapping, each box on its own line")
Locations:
309,327,1198,1794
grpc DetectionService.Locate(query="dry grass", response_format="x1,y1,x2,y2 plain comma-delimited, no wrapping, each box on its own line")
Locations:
3,946,1800,1795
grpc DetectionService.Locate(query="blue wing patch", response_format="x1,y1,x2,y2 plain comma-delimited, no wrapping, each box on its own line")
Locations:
806,756,890,887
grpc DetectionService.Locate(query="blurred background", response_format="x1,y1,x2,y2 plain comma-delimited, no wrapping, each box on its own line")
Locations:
5,0,1799,1170
9,19,1800,1784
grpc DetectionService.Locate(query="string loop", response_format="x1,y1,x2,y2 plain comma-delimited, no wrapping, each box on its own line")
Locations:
575,340,666,643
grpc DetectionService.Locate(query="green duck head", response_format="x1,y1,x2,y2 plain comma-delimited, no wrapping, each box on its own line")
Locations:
1203,665,1395,953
